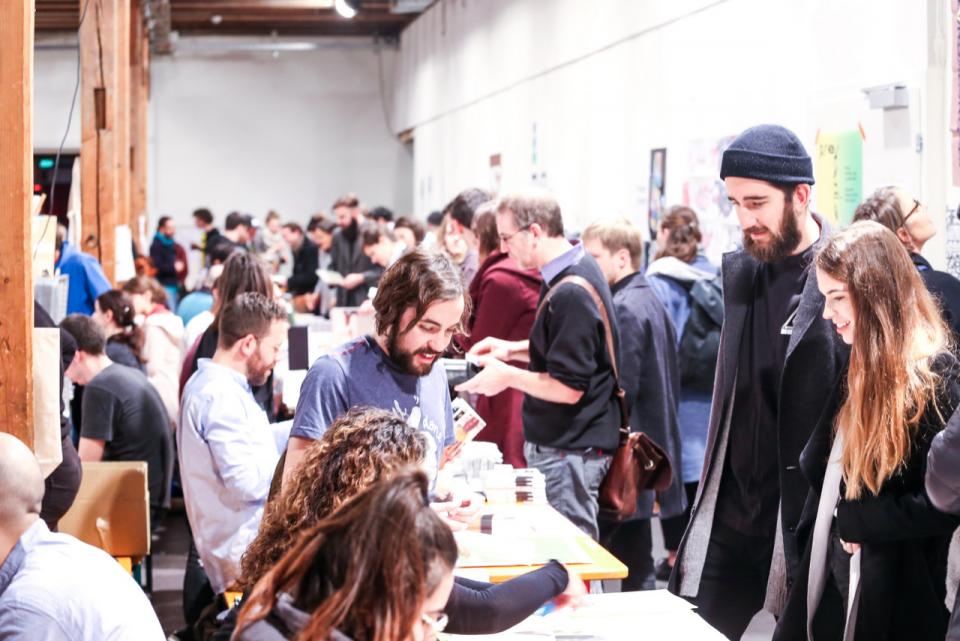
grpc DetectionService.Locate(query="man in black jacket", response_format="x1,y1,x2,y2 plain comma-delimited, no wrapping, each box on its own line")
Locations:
582,219,684,589
668,125,848,639
458,193,620,540
280,222,319,296
329,194,381,307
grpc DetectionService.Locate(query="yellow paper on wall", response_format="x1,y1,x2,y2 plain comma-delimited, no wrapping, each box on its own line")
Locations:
815,130,863,225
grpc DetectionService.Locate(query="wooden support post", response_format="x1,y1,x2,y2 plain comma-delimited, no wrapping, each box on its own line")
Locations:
130,0,149,249
0,0,35,445
80,0,131,283
116,0,131,259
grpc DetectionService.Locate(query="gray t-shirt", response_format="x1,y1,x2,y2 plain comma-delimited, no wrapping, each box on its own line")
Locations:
81,364,173,508
291,335,454,478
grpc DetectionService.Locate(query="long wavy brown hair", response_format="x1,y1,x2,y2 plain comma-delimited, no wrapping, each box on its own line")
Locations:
238,407,426,591
234,469,457,641
816,221,949,499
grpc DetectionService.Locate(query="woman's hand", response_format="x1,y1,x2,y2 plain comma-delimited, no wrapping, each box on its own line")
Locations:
840,538,861,555
552,566,587,610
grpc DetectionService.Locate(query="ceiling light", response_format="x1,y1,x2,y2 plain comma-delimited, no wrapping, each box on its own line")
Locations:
334,0,357,19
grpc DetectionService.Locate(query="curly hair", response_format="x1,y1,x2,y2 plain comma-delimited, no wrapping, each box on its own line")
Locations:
238,407,426,590
235,469,457,641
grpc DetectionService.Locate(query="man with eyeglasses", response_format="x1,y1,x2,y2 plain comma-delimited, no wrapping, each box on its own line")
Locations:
853,186,960,342
458,193,621,540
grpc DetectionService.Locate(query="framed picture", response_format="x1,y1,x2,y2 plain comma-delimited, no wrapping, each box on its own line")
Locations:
648,148,667,238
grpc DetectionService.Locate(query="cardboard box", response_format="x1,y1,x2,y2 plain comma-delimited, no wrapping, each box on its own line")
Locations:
59,461,151,557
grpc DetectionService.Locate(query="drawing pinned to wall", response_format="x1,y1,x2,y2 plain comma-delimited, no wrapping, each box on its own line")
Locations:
489,153,502,194
681,136,737,265
648,148,667,238
952,0,960,185
947,205,960,280
530,122,548,187
814,128,864,225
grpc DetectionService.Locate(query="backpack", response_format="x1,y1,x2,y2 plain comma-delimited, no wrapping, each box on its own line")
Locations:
677,275,723,392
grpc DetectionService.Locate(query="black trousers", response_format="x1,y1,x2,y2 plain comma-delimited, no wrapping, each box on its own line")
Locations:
661,481,699,551
183,538,215,627
40,436,82,531
599,518,655,591
688,521,774,640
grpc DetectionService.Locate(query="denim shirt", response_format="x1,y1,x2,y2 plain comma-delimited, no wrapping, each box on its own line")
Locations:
0,520,164,640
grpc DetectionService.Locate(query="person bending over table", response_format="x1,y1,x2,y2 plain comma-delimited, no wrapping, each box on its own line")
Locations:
212,407,583,641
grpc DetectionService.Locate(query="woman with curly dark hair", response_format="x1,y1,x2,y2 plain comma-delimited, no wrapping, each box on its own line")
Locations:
213,407,581,641
234,468,457,641
239,407,428,591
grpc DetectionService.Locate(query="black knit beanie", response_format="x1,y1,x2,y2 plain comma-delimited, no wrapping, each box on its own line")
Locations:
720,124,815,185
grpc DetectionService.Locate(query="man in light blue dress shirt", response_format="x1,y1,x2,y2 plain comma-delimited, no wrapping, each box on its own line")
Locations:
179,293,291,596
0,433,164,640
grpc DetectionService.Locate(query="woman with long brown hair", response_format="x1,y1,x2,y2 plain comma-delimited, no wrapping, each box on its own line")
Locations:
775,221,960,641
182,251,277,418
233,468,458,641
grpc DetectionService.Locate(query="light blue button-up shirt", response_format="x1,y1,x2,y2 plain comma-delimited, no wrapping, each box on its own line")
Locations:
0,519,164,640
178,359,291,593
540,242,584,285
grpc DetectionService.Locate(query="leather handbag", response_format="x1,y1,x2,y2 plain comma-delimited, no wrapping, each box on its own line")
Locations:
536,275,673,522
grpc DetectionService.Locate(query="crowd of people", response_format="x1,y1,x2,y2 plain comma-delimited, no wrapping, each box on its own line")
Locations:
3,122,960,641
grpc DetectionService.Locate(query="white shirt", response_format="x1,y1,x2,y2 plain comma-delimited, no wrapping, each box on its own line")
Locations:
0,520,164,640
178,359,291,593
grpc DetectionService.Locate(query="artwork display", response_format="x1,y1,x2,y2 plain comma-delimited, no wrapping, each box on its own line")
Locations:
681,136,738,265
814,129,863,225
648,148,667,238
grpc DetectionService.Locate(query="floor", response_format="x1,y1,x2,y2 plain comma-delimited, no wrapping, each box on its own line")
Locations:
146,509,774,640
149,504,190,636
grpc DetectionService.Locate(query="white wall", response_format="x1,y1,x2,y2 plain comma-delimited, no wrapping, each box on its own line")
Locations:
391,0,947,265
34,35,413,259
149,37,413,233
35,39,82,152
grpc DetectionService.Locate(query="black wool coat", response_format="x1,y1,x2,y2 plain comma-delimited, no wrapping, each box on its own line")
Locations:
610,272,686,521
775,355,960,641
670,215,850,601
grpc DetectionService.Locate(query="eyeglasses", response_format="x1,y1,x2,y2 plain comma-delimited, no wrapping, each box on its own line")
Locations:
903,198,922,222
498,225,531,244
421,611,449,637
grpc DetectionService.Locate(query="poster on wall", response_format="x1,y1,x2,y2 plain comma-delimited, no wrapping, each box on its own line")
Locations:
952,0,960,185
489,153,502,194
814,129,864,225
681,136,738,265
648,148,667,238
531,122,548,187
947,207,960,280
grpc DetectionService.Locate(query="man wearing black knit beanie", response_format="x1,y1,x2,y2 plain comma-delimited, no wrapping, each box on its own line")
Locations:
668,124,849,639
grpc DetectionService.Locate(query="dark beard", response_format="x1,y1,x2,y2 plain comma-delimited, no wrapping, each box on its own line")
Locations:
742,200,803,263
246,352,272,387
342,218,359,244
387,325,439,376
